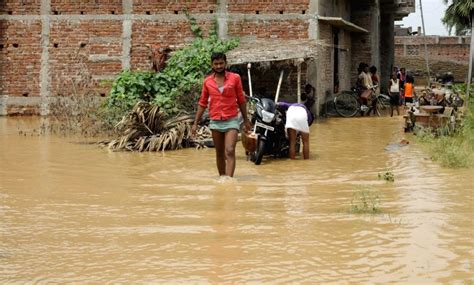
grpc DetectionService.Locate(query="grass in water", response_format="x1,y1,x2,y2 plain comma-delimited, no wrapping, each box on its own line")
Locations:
414,95,474,168
349,187,381,214
378,170,395,182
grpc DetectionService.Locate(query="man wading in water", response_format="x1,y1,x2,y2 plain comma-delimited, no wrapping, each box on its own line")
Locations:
192,52,251,178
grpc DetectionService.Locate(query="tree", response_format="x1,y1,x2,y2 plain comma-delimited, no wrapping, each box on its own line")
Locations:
442,0,473,36
442,0,473,98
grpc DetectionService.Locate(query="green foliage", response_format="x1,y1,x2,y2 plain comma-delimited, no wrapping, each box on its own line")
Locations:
104,16,239,124
106,70,157,112
453,83,474,99
349,187,381,214
442,0,473,35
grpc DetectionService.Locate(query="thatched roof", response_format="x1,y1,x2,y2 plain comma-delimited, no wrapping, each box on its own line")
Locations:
226,39,321,65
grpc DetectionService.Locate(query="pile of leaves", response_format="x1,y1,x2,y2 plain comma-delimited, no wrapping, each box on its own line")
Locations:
101,102,211,151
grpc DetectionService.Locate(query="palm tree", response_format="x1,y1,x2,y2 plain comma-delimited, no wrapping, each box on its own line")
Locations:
442,0,473,35
442,0,473,99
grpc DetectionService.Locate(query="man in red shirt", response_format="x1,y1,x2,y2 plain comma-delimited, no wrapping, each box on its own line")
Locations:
192,52,252,178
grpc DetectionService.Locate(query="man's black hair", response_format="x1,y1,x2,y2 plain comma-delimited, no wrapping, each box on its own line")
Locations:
369,65,377,73
211,52,227,62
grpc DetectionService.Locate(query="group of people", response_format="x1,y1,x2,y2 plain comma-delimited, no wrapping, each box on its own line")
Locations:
357,63,417,117
192,52,313,178
388,67,416,116
356,63,380,116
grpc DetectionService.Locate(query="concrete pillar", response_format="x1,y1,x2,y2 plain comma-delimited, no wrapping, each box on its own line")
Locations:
370,0,380,69
307,0,319,117
40,0,51,116
380,13,394,92
217,0,228,39
122,0,132,70
0,95,8,116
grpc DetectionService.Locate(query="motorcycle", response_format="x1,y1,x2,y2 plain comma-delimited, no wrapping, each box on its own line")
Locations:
243,65,302,165
246,95,294,165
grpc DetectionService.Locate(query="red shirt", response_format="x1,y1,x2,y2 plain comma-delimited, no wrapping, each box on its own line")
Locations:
198,71,246,121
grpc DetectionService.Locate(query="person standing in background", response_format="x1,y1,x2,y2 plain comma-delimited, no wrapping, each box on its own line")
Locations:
369,66,380,116
403,75,416,104
389,72,401,116
398,67,407,105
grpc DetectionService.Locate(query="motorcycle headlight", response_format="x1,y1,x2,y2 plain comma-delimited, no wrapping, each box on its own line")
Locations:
262,110,275,123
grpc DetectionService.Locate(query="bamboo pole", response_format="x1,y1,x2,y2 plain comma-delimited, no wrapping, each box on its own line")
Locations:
247,63,253,97
297,60,302,103
274,70,284,103
419,0,431,87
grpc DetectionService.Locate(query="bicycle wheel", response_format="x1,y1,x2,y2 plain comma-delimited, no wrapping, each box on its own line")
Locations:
375,94,391,117
334,92,359,117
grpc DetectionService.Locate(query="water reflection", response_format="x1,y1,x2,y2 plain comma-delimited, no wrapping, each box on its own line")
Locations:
0,117,472,283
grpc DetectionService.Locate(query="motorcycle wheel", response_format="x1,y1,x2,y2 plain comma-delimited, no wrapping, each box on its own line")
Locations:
254,140,266,165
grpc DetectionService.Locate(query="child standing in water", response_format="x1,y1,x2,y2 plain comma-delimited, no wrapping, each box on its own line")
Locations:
404,75,416,104
389,72,401,116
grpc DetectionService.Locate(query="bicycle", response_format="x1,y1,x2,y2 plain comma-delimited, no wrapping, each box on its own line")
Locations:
334,85,390,117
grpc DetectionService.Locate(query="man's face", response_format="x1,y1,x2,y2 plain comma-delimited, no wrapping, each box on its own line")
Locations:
211,58,226,74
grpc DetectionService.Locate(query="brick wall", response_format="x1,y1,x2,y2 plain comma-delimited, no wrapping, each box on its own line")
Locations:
228,19,308,39
131,20,214,71
0,1,41,15
394,35,470,82
49,20,123,97
133,1,217,14
317,22,333,99
50,1,123,15
350,10,372,85
0,20,42,98
0,0,395,116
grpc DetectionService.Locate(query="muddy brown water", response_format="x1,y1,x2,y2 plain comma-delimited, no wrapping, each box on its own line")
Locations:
1,117,472,283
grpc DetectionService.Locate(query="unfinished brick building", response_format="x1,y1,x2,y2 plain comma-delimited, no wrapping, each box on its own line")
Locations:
0,0,414,116
394,34,470,84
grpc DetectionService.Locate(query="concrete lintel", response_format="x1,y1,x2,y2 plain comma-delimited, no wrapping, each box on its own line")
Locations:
0,13,312,22
228,14,311,22
89,54,122,62
2,96,42,105
89,36,122,44
92,75,117,81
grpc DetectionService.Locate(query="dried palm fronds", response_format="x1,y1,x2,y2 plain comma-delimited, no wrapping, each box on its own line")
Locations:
100,101,212,152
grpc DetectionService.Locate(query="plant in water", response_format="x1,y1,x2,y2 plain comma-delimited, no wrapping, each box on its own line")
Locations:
349,187,381,214
378,170,395,182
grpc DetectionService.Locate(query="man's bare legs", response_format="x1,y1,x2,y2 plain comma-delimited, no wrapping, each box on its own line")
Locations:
288,128,297,159
224,130,238,176
301,132,310,159
212,129,238,177
288,128,310,160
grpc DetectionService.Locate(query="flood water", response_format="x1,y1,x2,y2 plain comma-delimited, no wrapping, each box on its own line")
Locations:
1,116,473,283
